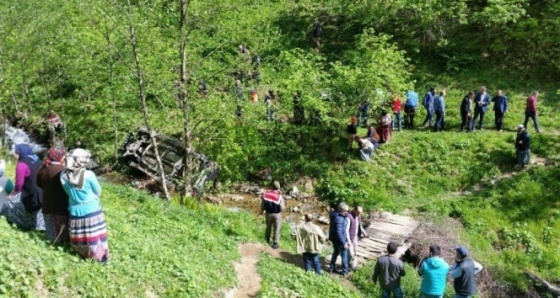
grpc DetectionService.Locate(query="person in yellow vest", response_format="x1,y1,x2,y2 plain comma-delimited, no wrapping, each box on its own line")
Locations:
292,213,327,274
261,181,285,249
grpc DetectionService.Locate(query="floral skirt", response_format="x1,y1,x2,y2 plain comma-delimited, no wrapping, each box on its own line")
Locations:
70,208,109,263
0,194,45,231
44,214,70,245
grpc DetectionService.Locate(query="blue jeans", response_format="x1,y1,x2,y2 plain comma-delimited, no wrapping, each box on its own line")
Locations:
360,147,373,161
517,149,530,167
381,286,403,298
523,110,540,132
329,244,349,275
393,112,402,131
303,253,321,274
422,107,434,126
434,110,444,132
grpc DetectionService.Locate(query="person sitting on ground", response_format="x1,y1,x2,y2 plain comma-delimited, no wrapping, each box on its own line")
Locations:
261,181,285,249
37,147,70,245
61,149,109,263
0,144,45,231
492,90,508,131
0,160,14,211
365,124,380,148
346,117,358,150
347,206,368,270
450,246,483,298
355,136,375,161
377,110,392,144
291,213,326,275
418,245,450,298
328,202,351,277
392,95,403,131
404,90,419,129
372,241,406,298
515,124,531,169
46,110,63,132
238,44,250,56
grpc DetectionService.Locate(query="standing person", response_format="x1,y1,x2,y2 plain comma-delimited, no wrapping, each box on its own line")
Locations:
261,181,285,249
61,149,109,263
460,92,474,132
472,86,491,130
418,245,450,298
355,136,375,161
372,242,406,298
292,213,326,274
38,147,70,245
348,206,368,270
421,87,436,127
328,202,350,277
433,91,446,132
346,117,358,150
377,111,392,144
523,91,540,133
515,125,531,168
1,144,45,231
392,95,403,131
264,90,276,121
358,101,370,126
0,160,14,211
492,90,508,131
450,246,483,298
404,90,419,129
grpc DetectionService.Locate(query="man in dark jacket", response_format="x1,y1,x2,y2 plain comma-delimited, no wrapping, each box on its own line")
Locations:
450,246,483,298
328,202,350,277
515,125,531,169
421,87,436,127
373,242,406,298
460,92,474,132
491,90,508,131
472,86,491,130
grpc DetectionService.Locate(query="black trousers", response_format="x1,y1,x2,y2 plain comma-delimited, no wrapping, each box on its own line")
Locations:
404,106,416,129
495,111,505,130
460,112,472,131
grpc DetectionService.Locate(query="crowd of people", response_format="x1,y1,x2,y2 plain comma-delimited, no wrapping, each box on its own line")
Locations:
0,144,109,263
346,86,540,168
282,201,484,298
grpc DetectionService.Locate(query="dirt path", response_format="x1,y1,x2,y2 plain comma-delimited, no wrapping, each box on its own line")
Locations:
223,242,358,297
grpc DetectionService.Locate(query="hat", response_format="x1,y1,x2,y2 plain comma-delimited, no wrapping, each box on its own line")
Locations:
455,246,468,258
273,181,281,190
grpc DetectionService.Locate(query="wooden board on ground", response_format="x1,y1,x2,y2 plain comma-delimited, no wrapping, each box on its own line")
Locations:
325,212,418,268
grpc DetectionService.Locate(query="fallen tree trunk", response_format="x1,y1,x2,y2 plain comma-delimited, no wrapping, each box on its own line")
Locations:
525,271,560,296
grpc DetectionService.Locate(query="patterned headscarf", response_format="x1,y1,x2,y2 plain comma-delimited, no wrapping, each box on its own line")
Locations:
61,149,92,189
45,147,66,167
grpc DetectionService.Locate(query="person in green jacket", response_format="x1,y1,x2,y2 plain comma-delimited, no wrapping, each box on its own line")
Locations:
418,245,450,298
292,213,327,274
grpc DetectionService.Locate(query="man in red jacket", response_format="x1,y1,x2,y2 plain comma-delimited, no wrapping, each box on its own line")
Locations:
523,91,540,133
261,181,285,249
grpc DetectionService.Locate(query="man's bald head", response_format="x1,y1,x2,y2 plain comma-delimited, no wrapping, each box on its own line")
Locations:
305,213,313,222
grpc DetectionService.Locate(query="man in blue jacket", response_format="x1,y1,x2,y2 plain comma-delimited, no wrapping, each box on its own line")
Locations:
418,245,449,298
433,91,446,132
404,90,419,129
492,90,508,131
472,86,491,130
328,202,350,277
421,87,436,127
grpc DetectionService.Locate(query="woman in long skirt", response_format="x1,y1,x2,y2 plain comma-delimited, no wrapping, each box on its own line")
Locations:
38,147,70,244
377,111,392,144
1,144,45,231
60,149,109,262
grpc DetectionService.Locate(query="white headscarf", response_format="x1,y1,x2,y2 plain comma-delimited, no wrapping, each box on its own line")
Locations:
62,149,92,189
0,160,5,177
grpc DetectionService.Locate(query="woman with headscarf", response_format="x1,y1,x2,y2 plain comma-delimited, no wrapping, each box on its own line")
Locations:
0,160,15,210
38,147,70,244
377,110,392,144
0,144,45,230
60,149,109,263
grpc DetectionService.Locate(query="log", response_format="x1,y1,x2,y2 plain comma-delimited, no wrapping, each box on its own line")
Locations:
525,271,560,296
